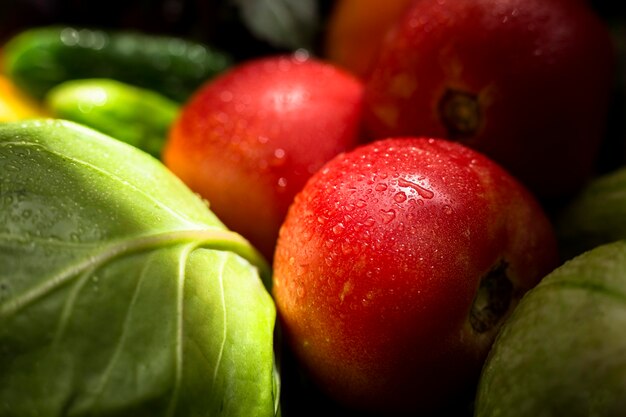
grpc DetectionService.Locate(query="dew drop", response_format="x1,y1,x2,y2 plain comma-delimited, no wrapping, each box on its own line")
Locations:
393,192,407,203
442,205,453,215
375,183,388,192
363,217,376,227
355,199,367,208
332,222,345,235
380,209,396,224
398,177,434,199
341,241,354,255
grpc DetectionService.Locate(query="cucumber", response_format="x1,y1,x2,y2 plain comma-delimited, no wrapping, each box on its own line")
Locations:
45,78,180,158
3,26,232,102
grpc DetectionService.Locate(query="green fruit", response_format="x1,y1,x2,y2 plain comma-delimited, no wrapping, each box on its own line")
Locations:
475,240,626,417
46,78,180,158
556,166,626,260
3,26,232,102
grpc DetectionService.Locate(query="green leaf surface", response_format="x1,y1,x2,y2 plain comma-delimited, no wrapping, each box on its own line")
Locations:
232,0,319,50
0,119,277,417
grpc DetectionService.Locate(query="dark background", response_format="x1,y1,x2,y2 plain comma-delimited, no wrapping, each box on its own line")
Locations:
1,1,625,416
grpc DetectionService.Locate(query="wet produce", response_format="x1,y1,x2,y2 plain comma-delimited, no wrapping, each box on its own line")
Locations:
273,137,559,415
3,26,232,102
475,240,626,417
0,119,278,417
46,78,180,158
164,54,364,260
362,0,615,199
0,0,624,415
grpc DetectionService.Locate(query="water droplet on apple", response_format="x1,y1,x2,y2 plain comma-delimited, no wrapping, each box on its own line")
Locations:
398,177,434,199
277,177,288,189
375,183,388,192
341,241,354,255
332,222,345,235
393,192,407,203
355,199,367,208
442,205,453,215
380,209,396,224
363,217,376,227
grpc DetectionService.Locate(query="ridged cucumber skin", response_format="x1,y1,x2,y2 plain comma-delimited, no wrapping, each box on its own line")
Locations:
3,26,232,102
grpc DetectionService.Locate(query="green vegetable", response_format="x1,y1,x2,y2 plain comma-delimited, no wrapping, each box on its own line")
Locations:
3,26,232,102
46,79,180,158
0,119,278,416
556,166,626,260
232,0,320,50
475,240,626,417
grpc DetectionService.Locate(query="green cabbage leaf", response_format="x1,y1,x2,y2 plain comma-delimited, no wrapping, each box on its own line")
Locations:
0,119,278,417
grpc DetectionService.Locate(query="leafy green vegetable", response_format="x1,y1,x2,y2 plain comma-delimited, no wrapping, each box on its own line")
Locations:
233,0,319,50
0,119,278,416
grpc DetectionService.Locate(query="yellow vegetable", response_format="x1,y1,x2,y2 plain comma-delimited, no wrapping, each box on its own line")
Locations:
0,75,44,121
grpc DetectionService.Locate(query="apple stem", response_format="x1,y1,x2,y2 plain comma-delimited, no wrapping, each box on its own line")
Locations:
438,88,481,139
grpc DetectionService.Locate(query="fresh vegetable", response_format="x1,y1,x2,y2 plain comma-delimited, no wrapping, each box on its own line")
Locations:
3,26,232,102
362,0,615,199
164,53,364,260
323,0,413,77
232,0,320,51
556,166,626,260
0,119,279,417
46,78,180,158
475,240,626,417
272,137,559,415
0,74,44,121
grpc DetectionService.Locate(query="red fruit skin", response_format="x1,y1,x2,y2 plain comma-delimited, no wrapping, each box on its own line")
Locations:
363,0,614,199
163,54,364,259
272,138,560,415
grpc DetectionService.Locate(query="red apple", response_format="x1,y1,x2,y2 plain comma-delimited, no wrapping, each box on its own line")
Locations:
163,53,364,259
272,137,560,415
362,0,614,199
